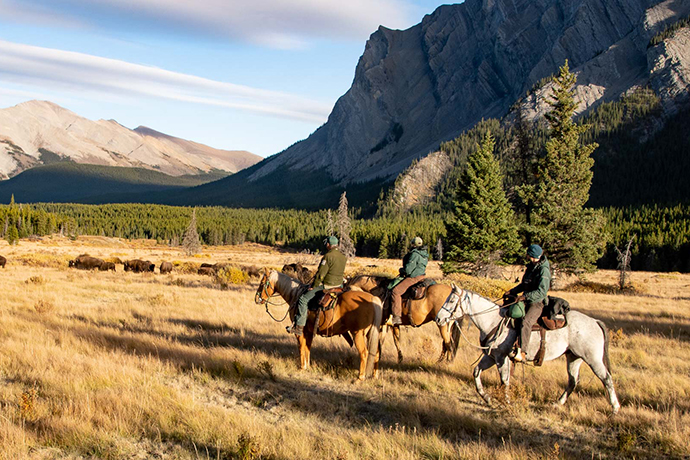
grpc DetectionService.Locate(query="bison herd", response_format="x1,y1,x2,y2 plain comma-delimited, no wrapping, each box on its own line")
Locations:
1,253,306,282
69,254,170,274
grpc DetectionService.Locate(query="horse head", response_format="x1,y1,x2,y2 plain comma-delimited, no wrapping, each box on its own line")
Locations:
254,268,276,304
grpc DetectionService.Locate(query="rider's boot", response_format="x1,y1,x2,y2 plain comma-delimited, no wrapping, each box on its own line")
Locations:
511,347,525,362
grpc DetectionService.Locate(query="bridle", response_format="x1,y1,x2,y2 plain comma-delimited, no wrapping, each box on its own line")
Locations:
255,272,291,322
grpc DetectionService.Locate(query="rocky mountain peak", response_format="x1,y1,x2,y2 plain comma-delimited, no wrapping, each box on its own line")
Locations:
247,0,687,189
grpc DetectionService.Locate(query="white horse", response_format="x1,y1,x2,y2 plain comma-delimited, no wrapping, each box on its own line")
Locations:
436,286,620,414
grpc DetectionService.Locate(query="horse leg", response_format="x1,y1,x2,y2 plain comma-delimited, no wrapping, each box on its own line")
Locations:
557,352,583,407
496,355,512,404
353,330,368,381
437,323,452,362
375,324,389,378
296,335,310,370
392,325,403,363
473,355,496,406
585,356,621,415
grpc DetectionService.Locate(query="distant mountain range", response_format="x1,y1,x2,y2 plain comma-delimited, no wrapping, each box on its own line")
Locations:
1,0,689,210
0,100,261,180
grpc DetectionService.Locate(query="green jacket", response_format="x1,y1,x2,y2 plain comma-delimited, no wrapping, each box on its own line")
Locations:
510,256,551,304
402,247,428,278
313,248,347,288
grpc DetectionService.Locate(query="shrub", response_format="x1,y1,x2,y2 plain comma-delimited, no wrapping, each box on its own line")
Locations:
25,276,46,285
34,300,54,314
172,261,199,274
15,253,70,269
215,266,250,289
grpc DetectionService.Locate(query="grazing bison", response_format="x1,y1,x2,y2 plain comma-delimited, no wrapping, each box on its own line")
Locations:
0,255,6,268
160,261,173,274
242,265,261,278
69,254,104,270
124,259,155,273
198,266,216,276
281,263,313,284
99,262,116,272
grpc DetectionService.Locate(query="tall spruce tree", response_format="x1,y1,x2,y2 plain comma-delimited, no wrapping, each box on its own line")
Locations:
520,60,607,271
337,192,356,257
182,208,202,256
443,132,520,275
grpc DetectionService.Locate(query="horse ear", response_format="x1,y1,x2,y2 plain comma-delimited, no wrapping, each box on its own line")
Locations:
263,267,269,276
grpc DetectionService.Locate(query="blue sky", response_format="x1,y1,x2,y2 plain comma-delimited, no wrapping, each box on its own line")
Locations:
0,0,454,157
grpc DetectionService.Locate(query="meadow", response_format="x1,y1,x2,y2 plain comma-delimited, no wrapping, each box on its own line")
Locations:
1,236,689,459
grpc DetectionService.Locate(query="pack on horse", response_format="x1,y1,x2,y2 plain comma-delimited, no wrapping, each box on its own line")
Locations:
255,268,383,380
435,285,621,414
347,275,462,363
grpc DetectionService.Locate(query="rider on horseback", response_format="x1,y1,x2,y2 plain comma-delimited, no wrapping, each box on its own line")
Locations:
505,244,551,362
290,236,347,336
391,236,428,326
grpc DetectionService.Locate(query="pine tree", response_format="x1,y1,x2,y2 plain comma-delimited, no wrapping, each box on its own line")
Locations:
520,60,607,271
6,225,19,245
435,237,444,261
325,209,335,237
443,132,520,275
182,208,202,256
337,192,356,257
378,233,389,259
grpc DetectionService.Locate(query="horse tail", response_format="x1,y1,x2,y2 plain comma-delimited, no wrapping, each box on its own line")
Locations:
365,295,383,378
448,317,464,362
596,319,612,374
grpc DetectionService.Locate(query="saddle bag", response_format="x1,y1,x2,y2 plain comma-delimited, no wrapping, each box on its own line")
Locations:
508,301,525,319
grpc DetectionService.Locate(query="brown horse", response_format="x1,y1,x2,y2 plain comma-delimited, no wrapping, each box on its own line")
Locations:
347,275,461,363
255,268,382,380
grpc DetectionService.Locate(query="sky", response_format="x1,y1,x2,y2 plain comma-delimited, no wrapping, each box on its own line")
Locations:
0,0,454,158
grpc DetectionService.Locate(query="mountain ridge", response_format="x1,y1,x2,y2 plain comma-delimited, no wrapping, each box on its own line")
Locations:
0,100,261,179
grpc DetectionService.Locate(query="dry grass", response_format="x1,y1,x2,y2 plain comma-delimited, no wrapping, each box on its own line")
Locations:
0,238,689,459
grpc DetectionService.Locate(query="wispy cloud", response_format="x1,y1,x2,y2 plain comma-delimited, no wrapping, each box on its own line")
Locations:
0,0,416,49
0,40,332,122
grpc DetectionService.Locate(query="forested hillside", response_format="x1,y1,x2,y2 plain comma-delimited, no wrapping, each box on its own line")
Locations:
2,201,687,271
0,163,228,204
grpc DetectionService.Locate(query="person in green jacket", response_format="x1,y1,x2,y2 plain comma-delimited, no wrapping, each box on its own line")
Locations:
391,236,429,325
505,244,551,362
290,236,347,336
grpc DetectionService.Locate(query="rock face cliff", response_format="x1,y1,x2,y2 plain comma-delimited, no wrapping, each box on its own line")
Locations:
248,0,688,187
0,101,261,179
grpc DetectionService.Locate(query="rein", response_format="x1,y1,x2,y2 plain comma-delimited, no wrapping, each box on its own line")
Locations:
255,274,291,323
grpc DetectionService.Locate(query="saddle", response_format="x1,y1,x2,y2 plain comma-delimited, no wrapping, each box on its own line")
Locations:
317,287,343,310
400,279,436,323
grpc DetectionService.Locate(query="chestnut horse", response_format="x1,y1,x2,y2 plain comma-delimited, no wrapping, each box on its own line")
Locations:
255,269,382,380
346,275,461,363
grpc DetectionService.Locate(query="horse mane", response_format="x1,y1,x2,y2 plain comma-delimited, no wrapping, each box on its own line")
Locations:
272,270,306,292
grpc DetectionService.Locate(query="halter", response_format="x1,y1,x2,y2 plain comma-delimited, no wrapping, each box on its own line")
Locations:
255,272,291,322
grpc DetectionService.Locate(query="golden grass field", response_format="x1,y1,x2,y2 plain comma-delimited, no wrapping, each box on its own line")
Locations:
1,236,689,459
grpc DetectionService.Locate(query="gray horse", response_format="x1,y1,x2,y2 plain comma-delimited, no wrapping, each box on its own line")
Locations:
436,285,620,414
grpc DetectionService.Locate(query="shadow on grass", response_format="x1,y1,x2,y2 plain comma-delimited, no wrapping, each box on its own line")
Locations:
587,309,690,342
21,311,671,459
